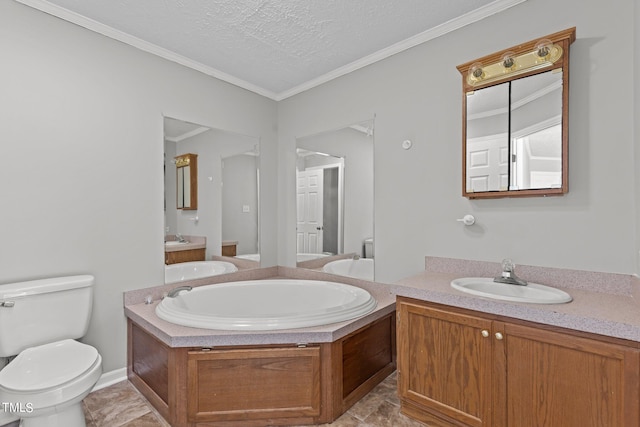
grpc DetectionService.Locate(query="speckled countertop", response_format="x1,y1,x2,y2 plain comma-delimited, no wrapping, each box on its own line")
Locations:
389,257,640,343
124,258,640,347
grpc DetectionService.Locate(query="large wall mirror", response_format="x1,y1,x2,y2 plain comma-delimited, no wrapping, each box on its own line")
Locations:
164,116,260,282
295,119,375,281
457,27,575,199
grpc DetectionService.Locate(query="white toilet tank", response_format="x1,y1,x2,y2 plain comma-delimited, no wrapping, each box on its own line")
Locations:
0,275,94,357
364,237,374,258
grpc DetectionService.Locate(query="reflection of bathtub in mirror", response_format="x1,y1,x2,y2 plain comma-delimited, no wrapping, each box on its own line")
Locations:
165,261,238,284
234,253,260,262
235,253,331,263
322,259,374,281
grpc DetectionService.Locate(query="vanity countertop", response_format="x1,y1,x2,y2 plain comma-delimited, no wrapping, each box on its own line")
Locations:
391,269,640,343
164,235,206,252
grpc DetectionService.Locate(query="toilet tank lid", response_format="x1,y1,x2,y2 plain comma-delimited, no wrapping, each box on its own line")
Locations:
0,275,94,300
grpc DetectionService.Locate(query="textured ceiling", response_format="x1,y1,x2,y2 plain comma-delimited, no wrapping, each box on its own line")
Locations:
18,0,525,99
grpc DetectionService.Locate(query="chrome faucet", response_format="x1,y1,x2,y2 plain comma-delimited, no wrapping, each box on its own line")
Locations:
494,259,528,286
352,254,361,260
175,233,186,243
166,285,192,298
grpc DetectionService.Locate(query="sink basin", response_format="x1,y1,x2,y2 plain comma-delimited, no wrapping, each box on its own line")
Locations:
451,277,572,304
165,241,189,246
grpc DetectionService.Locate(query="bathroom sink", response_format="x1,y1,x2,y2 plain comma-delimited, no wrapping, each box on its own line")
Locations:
165,241,188,246
451,278,572,304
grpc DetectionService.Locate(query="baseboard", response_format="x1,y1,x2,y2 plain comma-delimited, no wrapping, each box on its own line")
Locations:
92,367,128,391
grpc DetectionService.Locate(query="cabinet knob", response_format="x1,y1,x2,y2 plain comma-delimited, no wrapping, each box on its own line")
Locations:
481,330,490,338
495,332,504,340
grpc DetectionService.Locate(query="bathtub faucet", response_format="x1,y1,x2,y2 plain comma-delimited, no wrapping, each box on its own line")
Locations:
167,286,192,298
494,259,527,286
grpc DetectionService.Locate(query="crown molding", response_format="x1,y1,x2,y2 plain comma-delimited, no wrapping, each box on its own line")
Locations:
14,0,279,99
15,0,526,102
274,0,527,100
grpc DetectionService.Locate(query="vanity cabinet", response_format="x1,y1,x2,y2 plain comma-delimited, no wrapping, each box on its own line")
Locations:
164,248,205,265
397,297,640,427
221,241,237,257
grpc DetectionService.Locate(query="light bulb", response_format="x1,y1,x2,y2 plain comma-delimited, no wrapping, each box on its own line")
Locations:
535,39,553,59
468,62,484,81
501,51,516,69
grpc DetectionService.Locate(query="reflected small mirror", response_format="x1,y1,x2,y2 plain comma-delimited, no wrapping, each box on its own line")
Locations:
175,153,197,209
164,117,260,283
458,27,575,199
295,119,375,281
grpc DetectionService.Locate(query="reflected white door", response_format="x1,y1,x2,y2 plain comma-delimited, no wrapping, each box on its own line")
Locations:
466,133,508,192
297,169,323,253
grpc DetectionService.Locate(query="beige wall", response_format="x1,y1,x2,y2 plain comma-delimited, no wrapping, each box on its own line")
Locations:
0,1,277,372
278,0,638,282
0,0,638,376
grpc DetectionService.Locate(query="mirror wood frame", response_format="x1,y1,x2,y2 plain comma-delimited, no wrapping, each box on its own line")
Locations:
457,27,576,199
175,152,198,210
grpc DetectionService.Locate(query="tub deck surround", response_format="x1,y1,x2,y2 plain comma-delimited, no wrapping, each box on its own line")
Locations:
211,254,260,270
124,266,396,347
389,256,640,343
296,252,358,270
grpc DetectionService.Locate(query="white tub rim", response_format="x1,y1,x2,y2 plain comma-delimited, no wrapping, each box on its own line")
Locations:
164,261,238,284
155,279,377,331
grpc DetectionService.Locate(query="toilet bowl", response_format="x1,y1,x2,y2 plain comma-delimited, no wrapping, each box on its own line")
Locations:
0,276,102,427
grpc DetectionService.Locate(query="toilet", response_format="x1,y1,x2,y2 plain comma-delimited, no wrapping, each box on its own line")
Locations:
0,275,102,427
364,237,374,258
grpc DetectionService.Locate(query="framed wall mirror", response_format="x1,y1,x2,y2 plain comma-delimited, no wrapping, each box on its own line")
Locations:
164,116,260,281
295,119,375,281
457,27,576,199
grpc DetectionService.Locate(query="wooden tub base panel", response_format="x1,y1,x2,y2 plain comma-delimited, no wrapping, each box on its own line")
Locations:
128,312,396,427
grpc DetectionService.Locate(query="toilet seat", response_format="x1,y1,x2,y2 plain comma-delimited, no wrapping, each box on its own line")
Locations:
0,339,102,417
0,339,99,392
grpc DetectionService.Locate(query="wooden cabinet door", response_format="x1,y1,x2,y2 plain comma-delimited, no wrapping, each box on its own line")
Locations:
495,322,640,427
187,346,321,424
397,299,494,427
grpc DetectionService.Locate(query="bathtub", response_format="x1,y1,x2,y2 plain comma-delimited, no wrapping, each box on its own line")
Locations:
322,258,374,281
156,279,377,330
164,261,238,284
235,253,331,262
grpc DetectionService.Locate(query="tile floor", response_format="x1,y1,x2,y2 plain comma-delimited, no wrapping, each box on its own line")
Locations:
81,371,428,427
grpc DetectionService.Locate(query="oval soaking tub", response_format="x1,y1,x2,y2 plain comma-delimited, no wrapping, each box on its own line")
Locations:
156,279,377,330
164,261,238,284
322,258,374,281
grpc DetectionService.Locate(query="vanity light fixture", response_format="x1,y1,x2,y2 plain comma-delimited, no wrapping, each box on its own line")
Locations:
466,38,564,88
175,155,192,168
